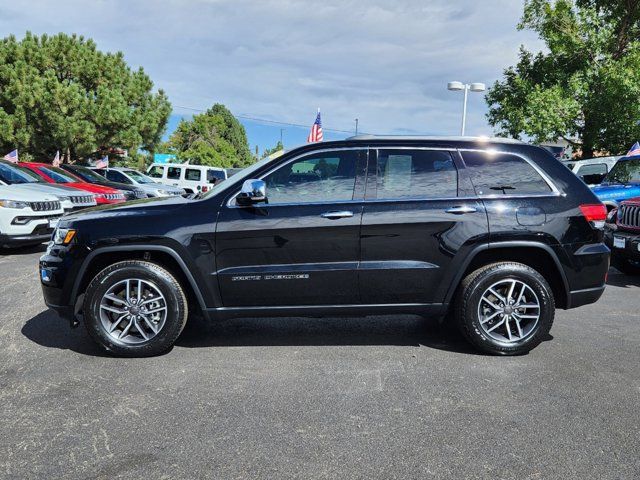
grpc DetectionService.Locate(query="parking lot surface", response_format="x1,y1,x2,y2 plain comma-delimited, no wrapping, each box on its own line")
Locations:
1,245,639,479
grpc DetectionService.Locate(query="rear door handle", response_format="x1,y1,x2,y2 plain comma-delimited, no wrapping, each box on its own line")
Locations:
320,210,354,219
445,206,477,215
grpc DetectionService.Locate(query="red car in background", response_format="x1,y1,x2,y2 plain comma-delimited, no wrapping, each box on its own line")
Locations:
20,162,127,205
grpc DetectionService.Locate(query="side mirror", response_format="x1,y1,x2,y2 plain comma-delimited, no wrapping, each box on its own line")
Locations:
236,179,267,206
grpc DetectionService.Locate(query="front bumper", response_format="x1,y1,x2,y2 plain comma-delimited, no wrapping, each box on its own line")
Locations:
604,227,640,260
0,219,59,247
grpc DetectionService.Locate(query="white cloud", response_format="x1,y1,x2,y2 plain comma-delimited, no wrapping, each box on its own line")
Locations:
0,0,543,136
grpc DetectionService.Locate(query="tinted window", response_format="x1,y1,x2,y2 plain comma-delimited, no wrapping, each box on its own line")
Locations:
38,166,80,183
376,149,457,199
0,162,42,184
207,169,225,183
263,150,358,204
106,170,130,183
167,167,181,180
68,166,105,182
576,163,607,176
604,159,640,184
148,166,164,178
462,151,552,195
185,168,201,181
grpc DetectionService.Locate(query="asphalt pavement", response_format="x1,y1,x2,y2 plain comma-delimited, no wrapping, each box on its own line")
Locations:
0,245,639,479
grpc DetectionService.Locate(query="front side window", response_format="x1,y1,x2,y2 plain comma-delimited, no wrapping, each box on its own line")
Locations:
263,150,358,204
462,151,552,195
185,168,201,181
375,149,457,199
167,167,181,180
148,166,165,178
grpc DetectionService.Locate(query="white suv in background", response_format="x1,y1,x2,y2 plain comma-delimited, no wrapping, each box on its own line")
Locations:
0,185,64,248
147,163,226,194
0,160,96,212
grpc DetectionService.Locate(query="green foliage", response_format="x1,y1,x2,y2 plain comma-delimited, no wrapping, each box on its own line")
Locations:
0,32,171,161
165,104,253,168
260,140,284,159
486,1,640,158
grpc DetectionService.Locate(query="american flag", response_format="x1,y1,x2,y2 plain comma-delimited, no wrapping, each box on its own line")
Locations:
52,150,61,167
3,149,18,163
627,142,640,157
307,110,323,143
95,155,109,169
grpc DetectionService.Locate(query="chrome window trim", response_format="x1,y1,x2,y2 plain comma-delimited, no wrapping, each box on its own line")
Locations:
226,146,368,208
457,148,562,197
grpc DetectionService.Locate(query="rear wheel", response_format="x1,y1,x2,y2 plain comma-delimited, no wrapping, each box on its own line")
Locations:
454,262,554,355
83,260,188,356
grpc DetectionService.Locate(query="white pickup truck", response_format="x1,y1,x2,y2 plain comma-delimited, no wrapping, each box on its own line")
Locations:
0,185,64,248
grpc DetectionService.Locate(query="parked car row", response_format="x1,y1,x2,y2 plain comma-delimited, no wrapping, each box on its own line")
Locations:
0,160,185,248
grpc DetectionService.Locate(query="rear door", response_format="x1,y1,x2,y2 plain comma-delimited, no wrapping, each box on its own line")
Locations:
215,148,368,307
359,146,488,304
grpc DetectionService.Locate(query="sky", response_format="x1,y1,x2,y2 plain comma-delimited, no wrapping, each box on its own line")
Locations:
0,0,543,153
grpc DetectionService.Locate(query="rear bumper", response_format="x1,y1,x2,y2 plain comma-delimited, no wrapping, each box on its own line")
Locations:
567,285,606,309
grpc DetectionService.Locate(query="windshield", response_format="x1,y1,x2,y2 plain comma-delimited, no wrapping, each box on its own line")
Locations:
71,166,106,182
0,161,44,184
124,170,157,184
604,158,640,184
39,166,81,183
201,157,272,198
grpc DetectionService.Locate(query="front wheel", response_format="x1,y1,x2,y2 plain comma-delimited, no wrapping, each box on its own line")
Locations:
454,262,555,355
83,260,188,357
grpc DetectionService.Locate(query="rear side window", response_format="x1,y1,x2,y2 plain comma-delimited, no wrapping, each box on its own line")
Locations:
461,151,552,196
576,163,607,176
185,168,201,181
148,166,164,178
167,167,181,180
375,149,457,199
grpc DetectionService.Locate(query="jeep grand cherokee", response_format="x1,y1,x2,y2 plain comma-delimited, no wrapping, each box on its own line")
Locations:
39,136,610,356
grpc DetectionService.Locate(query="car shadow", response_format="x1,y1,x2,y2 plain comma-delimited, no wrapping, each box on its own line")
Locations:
21,310,109,357
22,309,487,356
176,314,487,355
0,243,47,257
606,269,640,288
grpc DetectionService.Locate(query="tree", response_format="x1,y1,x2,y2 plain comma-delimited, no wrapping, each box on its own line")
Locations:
0,32,171,161
165,104,253,168
260,140,284,159
486,1,640,158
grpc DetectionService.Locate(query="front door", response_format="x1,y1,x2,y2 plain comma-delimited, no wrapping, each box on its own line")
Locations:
359,147,488,304
215,148,367,307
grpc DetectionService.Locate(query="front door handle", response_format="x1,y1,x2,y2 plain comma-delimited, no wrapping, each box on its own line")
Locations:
445,206,477,215
320,210,354,219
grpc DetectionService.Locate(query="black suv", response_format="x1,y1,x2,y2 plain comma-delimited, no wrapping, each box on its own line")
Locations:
39,136,609,356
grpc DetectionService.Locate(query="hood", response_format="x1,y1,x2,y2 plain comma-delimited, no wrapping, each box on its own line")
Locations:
60,194,189,223
0,184,59,202
591,183,640,201
136,183,184,194
62,182,123,194
5,183,96,203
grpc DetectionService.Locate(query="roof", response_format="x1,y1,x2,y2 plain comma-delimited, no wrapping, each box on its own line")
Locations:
344,135,525,144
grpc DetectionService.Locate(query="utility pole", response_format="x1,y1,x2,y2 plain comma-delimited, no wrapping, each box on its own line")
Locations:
280,128,284,148
355,118,359,136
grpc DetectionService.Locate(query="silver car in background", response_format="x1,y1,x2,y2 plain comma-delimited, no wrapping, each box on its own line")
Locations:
91,167,185,197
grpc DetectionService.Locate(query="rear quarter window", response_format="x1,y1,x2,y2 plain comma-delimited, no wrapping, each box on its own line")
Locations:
461,151,552,196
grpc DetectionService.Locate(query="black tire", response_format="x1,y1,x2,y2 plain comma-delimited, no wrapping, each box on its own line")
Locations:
454,262,555,355
83,260,188,357
611,254,640,275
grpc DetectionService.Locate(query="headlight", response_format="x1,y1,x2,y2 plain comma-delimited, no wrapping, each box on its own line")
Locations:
53,228,76,245
0,199,28,209
155,189,170,196
94,193,105,199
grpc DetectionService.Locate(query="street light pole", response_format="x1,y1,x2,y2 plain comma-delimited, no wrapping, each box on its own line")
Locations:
447,81,486,136
355,118,359,136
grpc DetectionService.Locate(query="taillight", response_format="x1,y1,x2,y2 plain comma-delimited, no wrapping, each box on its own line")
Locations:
202,186,209,192
579,204,607,229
